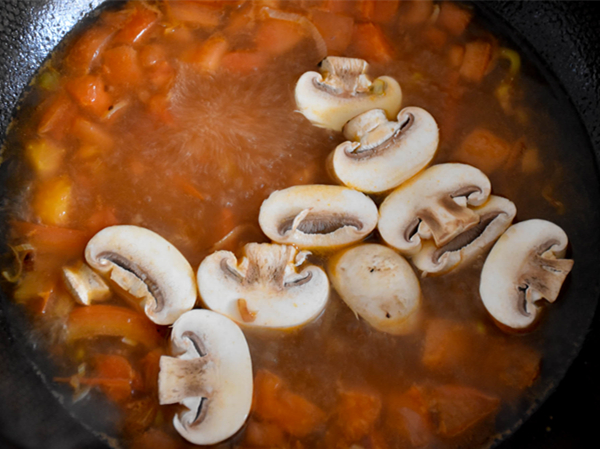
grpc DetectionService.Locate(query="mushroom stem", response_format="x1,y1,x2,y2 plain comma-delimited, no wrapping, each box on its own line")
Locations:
159,356,211,405
522,254,574,303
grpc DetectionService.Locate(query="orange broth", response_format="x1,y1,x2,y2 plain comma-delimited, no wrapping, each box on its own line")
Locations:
0,1,571,448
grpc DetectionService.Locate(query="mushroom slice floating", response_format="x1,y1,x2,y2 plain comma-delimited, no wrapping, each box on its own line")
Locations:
197,243,329,328
332,107,439,193
85,225,196,325
480,219,573,331
62,261,111,305
259,184,378,250
158,309,253,445
295,56,402,131
378,163,492,257
412,195,516,275
329,244,421,335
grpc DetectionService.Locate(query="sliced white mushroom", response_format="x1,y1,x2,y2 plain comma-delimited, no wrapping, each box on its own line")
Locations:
62,261,111,305
378,163,492,257
159,309,253,445
295,56,402,131
197,243,329,328
259,184,378,250
412,195,516,275
331,107,439,193
329,244,421,335
85,225,196,325
480,219,573,330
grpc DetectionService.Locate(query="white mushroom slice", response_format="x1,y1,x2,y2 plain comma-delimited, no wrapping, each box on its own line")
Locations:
480,219,573,330
159,310,253,445
412,195,516,275
378,163,492,256
332,107,439,193
329,244,421,335
295,56,402,131
85,225,196,325
198,243,328,328
259,185,378,250
62,261,111,305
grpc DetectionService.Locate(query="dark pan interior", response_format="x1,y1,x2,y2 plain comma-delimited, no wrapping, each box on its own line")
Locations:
1,1,599,448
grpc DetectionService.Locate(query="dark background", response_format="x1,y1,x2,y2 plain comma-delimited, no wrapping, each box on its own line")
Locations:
1,1,599,448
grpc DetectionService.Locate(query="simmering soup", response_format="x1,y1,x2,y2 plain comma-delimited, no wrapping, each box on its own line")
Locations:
0,1,580,448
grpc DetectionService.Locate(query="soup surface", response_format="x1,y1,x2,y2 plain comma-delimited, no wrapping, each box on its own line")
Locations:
0,1,586,449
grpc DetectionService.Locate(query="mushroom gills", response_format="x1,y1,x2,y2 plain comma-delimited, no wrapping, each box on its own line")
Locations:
278,210,364,236
432,212,502,261
198,243,330,329
412,195,516,275
98,251,165,312
259,185,378,250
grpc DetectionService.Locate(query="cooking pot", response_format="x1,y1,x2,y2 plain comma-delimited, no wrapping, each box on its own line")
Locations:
1,1,599,448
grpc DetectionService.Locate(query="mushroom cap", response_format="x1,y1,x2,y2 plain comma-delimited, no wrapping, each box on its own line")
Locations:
295,56,402,131
329,244,421,335
332,107,439,193
378,163,492,256
197,243,329,328
85,225,197,325
158,309,253,445
480,219,574,330
259,184,379,250
412,195,517,275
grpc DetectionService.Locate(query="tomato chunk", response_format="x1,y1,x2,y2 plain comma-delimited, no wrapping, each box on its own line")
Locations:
459,40,494,83
37,93,77,140
454,128,512,174
66,75,113,117
350,23,394,63
102,45,143,88
437,3,473,36
310,9,354,53
66,305,162,348
256,19,306,56
334,388,382,442
386,386,433,447
244,419,287,447
93,354,141,402
422,319,473,371
113,6,159,45
12,221,88,256
426,385,499,438
64,25,114,74
253,370,326,437
221,51,269,74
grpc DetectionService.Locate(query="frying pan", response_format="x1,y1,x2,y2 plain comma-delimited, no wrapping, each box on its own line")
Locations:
1,1,599,448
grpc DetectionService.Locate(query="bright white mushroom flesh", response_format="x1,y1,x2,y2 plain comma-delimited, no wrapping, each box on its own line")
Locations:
259,184,379,250
331,107,439,193
412,195,516,275
480,219,573,331
62,261,111,305
158,309,253,445
85,225,197,325
197,243,329,328
329,244,421,335
378,163,492,259
295,56,402,131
